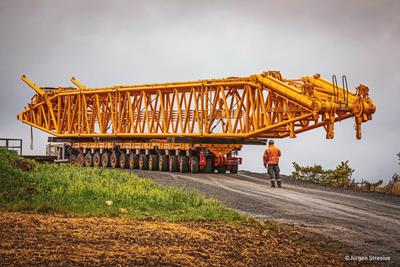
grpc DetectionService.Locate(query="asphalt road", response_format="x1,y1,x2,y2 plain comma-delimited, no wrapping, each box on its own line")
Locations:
133,170,400,262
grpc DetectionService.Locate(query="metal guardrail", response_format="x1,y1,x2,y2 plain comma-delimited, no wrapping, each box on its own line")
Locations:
0,138,23,155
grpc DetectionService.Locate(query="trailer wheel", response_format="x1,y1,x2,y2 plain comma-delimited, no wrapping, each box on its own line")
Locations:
101,153,111,167
93,152,101,167
159,155,169,171
169,155,179,172
190,156,200,173
84,153,93,167
68,154,76,165
76,153,84,167
149,154,159,171
110,152,119,169
179,156,189,173
119,154,128,169
205,157,214,173
129,154,139,169
139,154,149,170
230,164,238,174
217,166,227,173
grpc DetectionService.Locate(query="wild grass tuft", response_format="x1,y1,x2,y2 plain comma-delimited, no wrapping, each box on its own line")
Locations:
0,148,247,222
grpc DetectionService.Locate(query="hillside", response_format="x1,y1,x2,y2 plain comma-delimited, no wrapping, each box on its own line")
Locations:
0,149,361,265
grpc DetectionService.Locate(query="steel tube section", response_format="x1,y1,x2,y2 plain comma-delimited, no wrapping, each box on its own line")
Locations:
304,75,357,101
257,75,355,112
256,75,315,110
21,75,46,96
279,113,355,138
48,136,267,145
166,137,267,145
244,113,313,138
51,81,261,97
70,77,86,89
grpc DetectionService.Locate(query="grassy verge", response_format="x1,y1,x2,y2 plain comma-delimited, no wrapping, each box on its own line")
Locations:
0,148,247,222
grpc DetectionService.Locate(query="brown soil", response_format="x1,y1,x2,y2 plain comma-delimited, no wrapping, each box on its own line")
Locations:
9,157,35,172
0,211,349,266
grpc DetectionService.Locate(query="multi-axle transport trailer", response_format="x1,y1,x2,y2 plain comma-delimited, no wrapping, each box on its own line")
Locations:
46,140,242,173
18,71,375,173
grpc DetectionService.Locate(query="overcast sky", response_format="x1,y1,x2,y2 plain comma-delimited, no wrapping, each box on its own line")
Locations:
0,0,399,183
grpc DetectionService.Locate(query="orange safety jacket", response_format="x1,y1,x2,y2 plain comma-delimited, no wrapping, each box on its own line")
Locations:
263,145,281,165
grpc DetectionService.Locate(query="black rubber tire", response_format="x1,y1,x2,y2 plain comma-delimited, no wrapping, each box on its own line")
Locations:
149,154,159,171
119,153,128,169
230,164,238,174
159,155,169,172
139,154,149,170
76,153,85,167
68,154,76,165
205,157,214,173
84,153,93,167
101,153,111,167
217,166,227,173
179,156,190,173
110,152,119,169
129,154,139,169
169,155,179,172
190,156,200,173
93,152,101,167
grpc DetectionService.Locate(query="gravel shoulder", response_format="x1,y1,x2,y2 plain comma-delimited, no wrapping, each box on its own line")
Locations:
133,170,400,264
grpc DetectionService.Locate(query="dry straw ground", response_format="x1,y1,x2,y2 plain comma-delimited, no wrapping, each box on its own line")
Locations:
0,211,349,266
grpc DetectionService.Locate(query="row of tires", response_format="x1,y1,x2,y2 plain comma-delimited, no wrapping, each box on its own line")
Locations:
70,151,238,173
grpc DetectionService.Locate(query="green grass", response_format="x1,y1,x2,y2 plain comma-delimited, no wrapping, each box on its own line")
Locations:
0,148,248,222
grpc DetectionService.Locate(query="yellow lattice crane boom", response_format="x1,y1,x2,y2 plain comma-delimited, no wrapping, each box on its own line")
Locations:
17,71,375,173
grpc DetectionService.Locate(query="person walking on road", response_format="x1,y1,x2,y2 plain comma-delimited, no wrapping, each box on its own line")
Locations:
263,140,282,188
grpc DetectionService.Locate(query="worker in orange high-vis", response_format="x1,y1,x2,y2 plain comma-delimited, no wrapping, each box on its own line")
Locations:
263,140,282,188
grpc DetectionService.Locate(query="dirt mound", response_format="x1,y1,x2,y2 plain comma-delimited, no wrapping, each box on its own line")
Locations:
0,148,35,172
9,157,35,172
0,212,348,266
387,181,400,196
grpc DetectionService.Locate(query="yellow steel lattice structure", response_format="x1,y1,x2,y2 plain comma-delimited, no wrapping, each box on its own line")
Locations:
18,71,375,141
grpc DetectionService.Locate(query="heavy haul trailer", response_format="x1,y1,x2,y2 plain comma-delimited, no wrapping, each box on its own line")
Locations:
63,140,242,173
17,71,376,173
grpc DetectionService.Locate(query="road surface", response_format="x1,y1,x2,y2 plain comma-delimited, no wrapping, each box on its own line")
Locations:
133,170,400,262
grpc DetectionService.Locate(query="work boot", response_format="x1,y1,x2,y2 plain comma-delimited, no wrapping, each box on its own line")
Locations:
271,180,277,188
277,180,282,188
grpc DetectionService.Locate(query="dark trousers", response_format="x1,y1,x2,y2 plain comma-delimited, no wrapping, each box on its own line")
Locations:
267,164,280,181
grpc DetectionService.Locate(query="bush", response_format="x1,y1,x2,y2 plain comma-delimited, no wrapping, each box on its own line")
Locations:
291,161,354,187
386,153,400,195
392,152,400,181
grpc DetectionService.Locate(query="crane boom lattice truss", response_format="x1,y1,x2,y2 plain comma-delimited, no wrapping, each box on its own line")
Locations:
18,71,375,141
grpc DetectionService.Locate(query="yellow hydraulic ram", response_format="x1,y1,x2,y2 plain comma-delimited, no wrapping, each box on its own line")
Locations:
17,71,375,141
